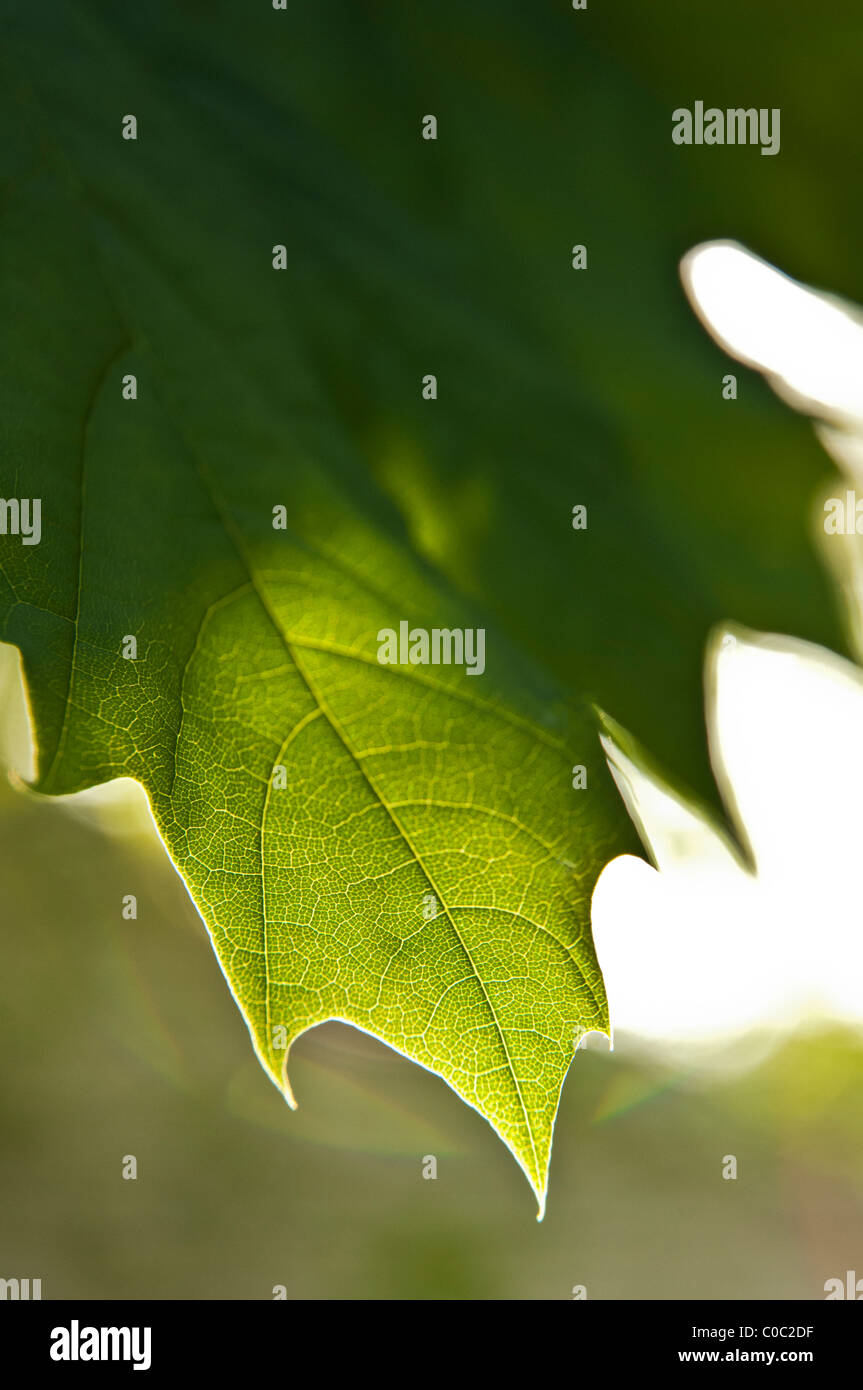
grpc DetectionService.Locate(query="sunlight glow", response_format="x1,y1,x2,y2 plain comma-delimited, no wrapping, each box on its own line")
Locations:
594,629,863,1060
681,241,863,425
593,241,863,1065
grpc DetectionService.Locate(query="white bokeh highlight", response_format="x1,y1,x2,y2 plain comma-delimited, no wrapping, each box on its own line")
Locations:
594,241,863,1062
594,630,863,1057
681,240,863,427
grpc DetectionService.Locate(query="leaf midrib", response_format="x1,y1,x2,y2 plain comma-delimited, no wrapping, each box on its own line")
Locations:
189,451,543,1185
